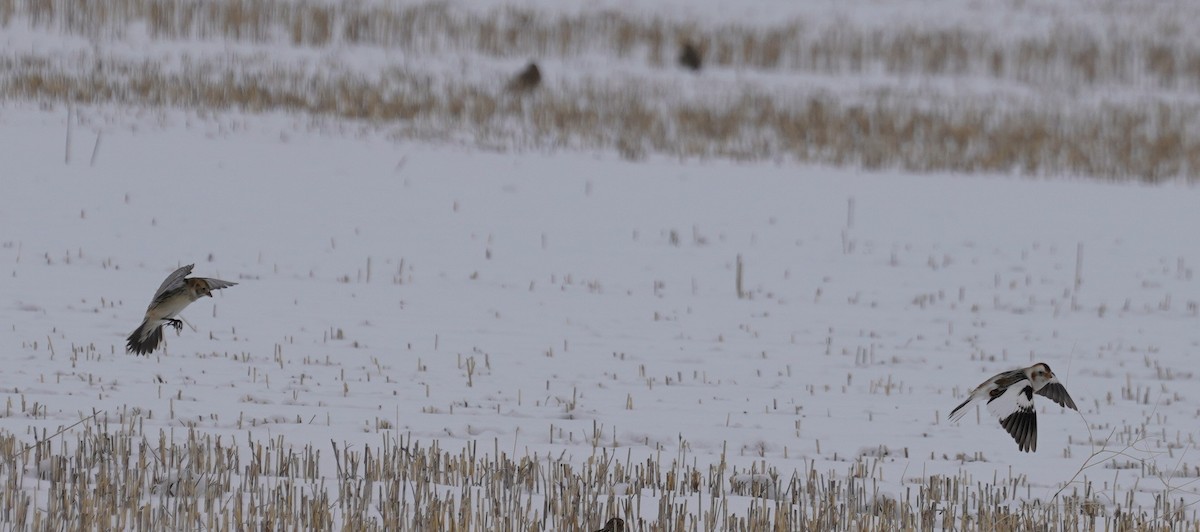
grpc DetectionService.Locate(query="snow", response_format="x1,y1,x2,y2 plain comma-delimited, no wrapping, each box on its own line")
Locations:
2,103,1200,526
3,0,1200,526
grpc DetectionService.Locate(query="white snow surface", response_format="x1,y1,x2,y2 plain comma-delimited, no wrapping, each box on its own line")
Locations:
3,102,1200,524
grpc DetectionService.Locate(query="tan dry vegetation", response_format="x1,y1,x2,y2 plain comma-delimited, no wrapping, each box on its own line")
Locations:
3,0,1200,180
5,52,1198,180
7,0,1200,180
5,0,1200,88
0,416,1192,530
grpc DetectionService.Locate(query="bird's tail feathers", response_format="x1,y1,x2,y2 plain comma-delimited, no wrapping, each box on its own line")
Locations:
126,320,164,356
948,397,973,422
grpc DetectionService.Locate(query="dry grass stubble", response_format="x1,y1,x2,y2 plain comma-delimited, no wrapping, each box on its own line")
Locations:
3,0,1200,180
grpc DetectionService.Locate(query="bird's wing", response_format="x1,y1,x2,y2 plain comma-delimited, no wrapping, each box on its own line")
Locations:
992,369,1029,390
147,264,194,308
985,378,1032,419
950,368,1022,422
988,382,1038,452
198,278,237,291
1036,380,1078,411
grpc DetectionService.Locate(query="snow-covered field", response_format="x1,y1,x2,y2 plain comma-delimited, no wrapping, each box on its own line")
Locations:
3,0,1200,529
3,105,1199,528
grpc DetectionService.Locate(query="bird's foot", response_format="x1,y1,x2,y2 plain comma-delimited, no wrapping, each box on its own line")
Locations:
166,319,183,332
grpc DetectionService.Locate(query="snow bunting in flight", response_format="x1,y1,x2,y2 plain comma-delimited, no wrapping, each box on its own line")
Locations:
948,363,1078,452
126,264,236,355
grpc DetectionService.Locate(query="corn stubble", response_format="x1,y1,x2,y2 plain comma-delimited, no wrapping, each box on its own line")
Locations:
0,414,1192,530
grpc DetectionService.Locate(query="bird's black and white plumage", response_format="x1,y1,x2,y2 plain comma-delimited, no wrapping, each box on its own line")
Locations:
948,362,1078,452
126,264,237,355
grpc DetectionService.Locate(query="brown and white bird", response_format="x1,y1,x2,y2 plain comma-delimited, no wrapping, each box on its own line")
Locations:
126,264,236,355
948,362,1078,452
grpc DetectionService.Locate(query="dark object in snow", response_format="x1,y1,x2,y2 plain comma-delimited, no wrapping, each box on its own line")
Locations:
508,62,542,92
593,517,625,532
679,42,703,71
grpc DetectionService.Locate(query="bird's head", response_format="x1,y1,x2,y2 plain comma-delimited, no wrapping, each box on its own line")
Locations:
1029,362,1055,382
186,279,214,297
